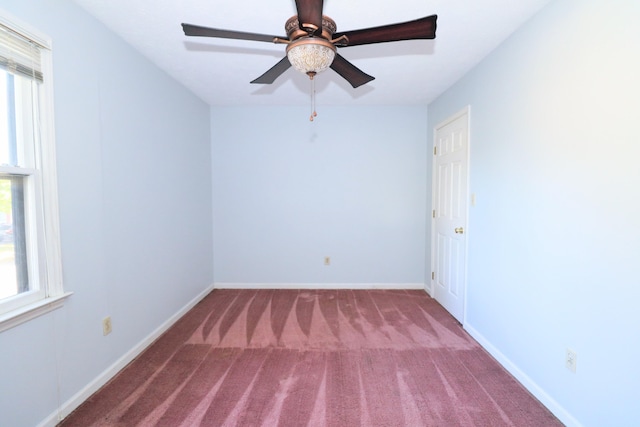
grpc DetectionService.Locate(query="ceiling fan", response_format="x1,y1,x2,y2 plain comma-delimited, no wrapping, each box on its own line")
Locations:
181,0,437,90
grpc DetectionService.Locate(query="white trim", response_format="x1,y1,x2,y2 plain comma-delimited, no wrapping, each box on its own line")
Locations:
37,284,215,427
464,322,583,427
0,291,72,332
429,117,436,297
214,283,426,290
38,42,64,298
423,284,433,297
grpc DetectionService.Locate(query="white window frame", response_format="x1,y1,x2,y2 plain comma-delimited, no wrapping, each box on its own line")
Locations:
0,9,70,332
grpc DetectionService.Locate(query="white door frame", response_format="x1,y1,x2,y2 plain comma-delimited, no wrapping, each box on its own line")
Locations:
429,105,471,324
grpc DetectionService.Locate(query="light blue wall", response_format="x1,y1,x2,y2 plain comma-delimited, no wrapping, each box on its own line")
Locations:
211,106,428,285
0,1,212,426
428,0,640,426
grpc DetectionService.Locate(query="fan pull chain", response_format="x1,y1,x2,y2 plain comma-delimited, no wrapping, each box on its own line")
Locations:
309,72,318,121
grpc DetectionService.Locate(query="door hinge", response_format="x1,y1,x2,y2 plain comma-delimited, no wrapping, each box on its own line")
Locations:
433,146,437,155
431,271,435,280
432,210,436,218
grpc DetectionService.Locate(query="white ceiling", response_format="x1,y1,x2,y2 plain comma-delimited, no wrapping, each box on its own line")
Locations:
71,0,552,107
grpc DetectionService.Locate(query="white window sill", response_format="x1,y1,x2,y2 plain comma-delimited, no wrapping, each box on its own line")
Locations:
0,292,73,333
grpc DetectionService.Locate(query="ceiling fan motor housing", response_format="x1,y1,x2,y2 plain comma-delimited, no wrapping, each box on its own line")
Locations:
285,15,337,41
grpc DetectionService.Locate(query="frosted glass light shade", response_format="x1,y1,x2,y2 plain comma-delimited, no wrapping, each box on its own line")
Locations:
286,38,336,75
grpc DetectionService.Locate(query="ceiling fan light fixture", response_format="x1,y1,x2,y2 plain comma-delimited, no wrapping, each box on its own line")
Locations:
286,38,336,77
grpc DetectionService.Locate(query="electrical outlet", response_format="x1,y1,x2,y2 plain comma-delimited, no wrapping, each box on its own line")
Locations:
565,348,577,373
102,316,112,336
324,256,331,266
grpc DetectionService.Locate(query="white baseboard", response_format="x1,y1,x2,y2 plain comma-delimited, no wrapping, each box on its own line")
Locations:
214,282,427,290
38,283,215,427
464,323,582,427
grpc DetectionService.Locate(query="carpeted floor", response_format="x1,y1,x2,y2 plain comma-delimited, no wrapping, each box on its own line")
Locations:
59,289,563,426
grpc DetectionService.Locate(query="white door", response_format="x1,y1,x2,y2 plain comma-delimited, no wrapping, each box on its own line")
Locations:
431,107,469,323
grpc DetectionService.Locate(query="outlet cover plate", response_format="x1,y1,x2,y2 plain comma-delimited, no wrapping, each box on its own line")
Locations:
102,316,112,336
565,348,577,373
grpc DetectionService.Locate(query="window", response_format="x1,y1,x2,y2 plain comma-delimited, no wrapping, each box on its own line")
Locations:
0,11,67,331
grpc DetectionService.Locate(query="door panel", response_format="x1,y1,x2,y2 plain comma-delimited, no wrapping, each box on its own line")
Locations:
432,108,469,322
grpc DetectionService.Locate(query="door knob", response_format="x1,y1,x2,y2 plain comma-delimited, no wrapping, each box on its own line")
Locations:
455,227,464,234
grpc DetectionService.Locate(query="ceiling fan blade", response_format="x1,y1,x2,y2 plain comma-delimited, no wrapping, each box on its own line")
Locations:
182,23,285,43
250,57,292,84
294,0,324,34
330,54,375,88
333,15,437,47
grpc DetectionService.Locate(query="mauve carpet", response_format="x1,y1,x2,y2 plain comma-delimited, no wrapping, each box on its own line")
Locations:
59,289,563,426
